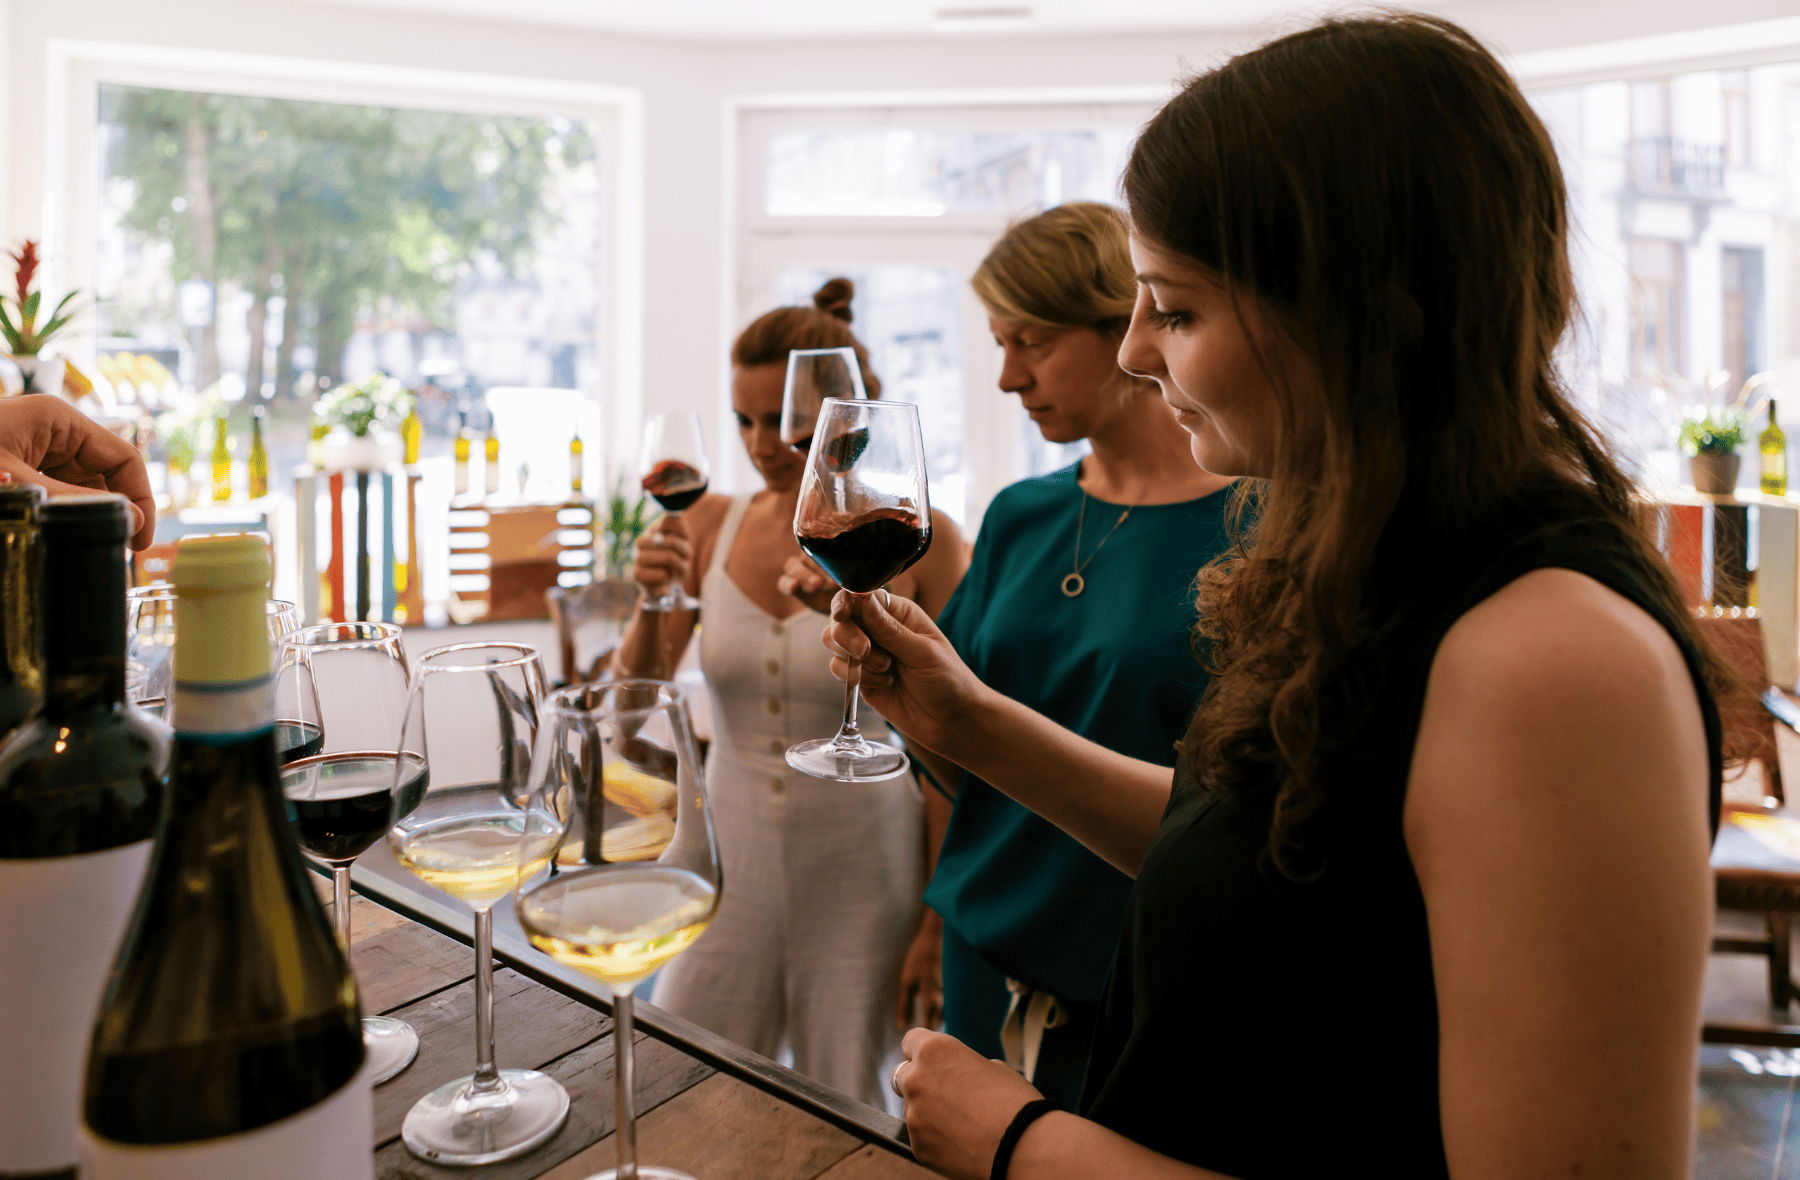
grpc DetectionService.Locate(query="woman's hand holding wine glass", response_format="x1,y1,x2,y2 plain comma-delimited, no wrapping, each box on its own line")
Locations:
819,588,990,760
630,515,694,601
638,414,709,613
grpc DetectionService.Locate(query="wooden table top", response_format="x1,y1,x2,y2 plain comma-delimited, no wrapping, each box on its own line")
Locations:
340,885,934,1179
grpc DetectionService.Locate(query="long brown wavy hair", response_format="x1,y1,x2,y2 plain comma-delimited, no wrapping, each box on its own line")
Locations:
1124,13,1732,874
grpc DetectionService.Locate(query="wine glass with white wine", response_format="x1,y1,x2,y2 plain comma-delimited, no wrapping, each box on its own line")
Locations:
386,642,569,1165
514,679,721,1180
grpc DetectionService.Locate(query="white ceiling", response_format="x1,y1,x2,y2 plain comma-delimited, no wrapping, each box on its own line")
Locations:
288,0,1448,40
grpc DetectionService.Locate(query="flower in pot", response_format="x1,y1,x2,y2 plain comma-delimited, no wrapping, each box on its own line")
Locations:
1679,407,1748,495
0,240,85,394
315,373,413,471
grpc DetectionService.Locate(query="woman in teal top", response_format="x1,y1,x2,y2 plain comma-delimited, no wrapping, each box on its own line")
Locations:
902,204,1237,1106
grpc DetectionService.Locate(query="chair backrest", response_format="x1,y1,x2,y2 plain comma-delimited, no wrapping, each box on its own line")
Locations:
1696,613,1784,806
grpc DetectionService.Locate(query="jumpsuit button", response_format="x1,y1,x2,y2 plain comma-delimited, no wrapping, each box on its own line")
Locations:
771,622,783,636
770,775,784,794
766,698,781,715
766,658,780,675
768,739,784,756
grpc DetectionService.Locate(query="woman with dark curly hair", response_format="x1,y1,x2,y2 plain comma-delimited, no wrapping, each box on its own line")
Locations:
824,13,1725,1179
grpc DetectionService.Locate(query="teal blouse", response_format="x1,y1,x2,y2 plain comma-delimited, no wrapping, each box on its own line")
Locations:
924,464,1236,1004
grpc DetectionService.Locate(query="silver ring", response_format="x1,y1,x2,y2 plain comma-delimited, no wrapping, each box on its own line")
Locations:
878,588,892,611
651,533,665,548
890,1060,907,1098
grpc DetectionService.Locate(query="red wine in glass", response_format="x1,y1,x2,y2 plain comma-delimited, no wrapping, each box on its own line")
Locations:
797,507,931,594
641,459,709,513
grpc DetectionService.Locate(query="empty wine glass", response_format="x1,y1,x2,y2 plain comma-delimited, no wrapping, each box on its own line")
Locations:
637,414,708,613
514,680,721,1180
388,642,569,1165
128,589,301,717
780,347,868,451
276,621,419,1085
786,399,933,783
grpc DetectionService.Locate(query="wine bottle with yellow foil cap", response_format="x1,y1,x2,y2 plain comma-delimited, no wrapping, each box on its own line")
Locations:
81,533,372,1180
0,495,165,1180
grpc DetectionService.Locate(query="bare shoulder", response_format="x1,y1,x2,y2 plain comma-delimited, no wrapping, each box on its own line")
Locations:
680,493,734,544
1407,566,1709,861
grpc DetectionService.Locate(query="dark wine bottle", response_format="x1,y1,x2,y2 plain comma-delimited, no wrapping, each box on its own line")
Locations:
0,495,167,1179
0,480,44,738
81,534,371,1178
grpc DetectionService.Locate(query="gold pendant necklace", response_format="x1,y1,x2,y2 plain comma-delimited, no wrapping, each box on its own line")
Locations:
1063,491,1133,598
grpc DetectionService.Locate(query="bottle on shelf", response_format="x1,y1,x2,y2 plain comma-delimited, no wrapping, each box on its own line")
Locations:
248,406,269,500
0,495,167,1179
453,404,472,498
0,482,44,740
484,411,501,498
402,400,422,467
1762,398,1787,497
307,410,329,469
81,534,371,1179
210,416,232,503
570,429,584,498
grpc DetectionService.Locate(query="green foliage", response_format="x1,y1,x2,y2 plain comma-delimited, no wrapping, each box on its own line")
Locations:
155,386,226,473
1678,407,1747,456
316,372,413,437
603,477,653,578
99,86,596,386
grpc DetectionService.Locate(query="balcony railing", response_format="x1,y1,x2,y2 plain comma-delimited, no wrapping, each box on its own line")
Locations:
1629,136,1726,196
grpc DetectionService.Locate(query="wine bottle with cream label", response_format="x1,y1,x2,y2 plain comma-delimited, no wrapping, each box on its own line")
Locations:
81,533,372,1179
0,495,166,1179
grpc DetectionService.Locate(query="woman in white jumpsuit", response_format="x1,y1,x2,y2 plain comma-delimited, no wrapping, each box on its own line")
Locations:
613,279,968,1107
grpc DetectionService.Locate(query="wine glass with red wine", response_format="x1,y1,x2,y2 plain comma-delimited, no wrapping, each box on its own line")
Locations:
786,398,932,783
639,413,709,612
780,347,867,451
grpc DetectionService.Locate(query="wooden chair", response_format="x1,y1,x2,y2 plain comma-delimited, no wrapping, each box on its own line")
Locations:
1703,614,1800,1040
545,578,638,686
447,502,594,623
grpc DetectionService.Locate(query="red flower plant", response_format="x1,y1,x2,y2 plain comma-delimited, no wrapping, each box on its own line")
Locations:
0,239,83,358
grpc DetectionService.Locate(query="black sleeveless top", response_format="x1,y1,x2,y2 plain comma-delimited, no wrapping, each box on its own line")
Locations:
1078,495,1723,1179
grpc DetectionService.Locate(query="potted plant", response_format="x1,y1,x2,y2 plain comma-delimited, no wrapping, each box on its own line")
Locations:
1679,407,1748,495
315,372,412,471
0,240,83,394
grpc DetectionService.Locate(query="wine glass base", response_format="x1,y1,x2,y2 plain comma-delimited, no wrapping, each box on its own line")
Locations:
785,737,911,783
581,1169,696,1180
639,593,703,613
364,1015,419,1086
402,1068,570,1166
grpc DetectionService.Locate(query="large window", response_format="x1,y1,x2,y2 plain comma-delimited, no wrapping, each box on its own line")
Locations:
81,75,614,609
1531,64,1800,487
736,101,1154,530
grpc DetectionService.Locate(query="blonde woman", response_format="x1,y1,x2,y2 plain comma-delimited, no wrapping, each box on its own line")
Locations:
882,204,1236,1106
616,278,967,1107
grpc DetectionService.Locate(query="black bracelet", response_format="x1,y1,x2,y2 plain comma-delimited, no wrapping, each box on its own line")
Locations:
991,1097,1061,1180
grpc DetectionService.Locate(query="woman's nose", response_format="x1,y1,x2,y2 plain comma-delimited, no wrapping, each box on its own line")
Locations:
1119,296,1164,379
997,349,1031,395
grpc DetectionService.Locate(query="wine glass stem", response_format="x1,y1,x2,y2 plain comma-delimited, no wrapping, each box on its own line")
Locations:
470,906,503,1095
331,865,353,948
832,593,868,748
614,987,639,1180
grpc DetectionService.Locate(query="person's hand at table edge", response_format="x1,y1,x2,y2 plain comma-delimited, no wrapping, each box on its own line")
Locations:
1,396,153,549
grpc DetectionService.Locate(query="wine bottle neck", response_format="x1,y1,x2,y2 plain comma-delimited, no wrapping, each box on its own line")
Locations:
41,509,127,717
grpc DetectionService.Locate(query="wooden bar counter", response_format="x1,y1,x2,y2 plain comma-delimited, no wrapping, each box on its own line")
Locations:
335,850,930,1180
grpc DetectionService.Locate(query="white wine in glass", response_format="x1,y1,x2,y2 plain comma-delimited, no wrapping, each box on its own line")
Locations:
514,679,721,1180
388,642,569,1166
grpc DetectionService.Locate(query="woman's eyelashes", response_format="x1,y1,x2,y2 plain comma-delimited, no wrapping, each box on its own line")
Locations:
1146,307,1191,330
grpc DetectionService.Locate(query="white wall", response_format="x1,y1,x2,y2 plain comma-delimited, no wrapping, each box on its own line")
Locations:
7,0,1800,489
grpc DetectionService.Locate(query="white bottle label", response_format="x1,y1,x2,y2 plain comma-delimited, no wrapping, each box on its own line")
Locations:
0,840,152,1174
79,1063,374,1180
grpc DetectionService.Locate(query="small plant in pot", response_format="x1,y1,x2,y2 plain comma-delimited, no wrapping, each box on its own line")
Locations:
1679,407,1748,495
0,240,84,394
315,373,412,470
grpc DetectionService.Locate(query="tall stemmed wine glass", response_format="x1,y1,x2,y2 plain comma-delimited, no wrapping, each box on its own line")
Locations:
786,399,933,782
638,414,708,612
780,346,867,451
276,621,420,1085
388,642,570,1165
514,680,721,1180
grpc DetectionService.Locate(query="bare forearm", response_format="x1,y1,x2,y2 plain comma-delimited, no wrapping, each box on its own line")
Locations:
1011,1114,1235,1180
613,608,677,680
935,692,1171,877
